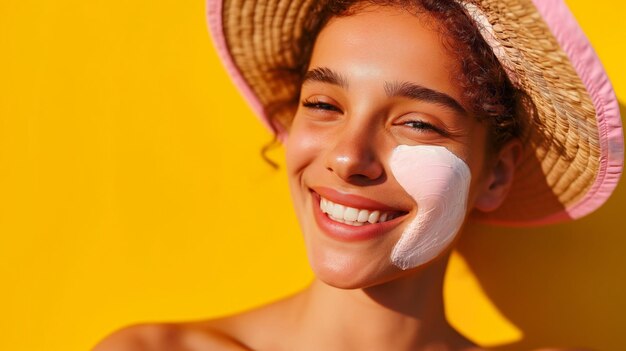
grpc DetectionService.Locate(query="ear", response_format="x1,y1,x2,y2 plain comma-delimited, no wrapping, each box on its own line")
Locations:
474,139,522,212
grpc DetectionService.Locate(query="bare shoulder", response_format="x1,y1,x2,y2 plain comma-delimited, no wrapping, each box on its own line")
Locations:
92,292,303,351
91,322,252,351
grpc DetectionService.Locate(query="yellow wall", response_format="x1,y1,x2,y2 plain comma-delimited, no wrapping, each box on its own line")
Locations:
0,1,623,350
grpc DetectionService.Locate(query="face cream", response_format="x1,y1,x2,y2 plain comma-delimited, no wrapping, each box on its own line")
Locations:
389,145,471,270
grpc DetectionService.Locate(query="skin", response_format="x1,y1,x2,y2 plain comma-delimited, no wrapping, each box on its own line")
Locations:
92,6,587,351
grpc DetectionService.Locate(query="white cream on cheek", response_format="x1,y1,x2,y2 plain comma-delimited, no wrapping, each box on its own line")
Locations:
389,145,471,270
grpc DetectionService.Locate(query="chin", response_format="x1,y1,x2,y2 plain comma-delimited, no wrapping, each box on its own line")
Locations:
306,239,455,291
314,267,389,290
305,245,407,289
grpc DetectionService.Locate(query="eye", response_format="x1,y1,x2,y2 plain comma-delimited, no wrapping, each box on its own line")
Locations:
402,120,448,136
301,98,342,113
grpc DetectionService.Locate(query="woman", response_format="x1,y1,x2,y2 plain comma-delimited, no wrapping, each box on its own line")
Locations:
94,0,623,350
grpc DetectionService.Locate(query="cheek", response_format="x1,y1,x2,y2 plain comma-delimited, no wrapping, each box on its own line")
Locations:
285,122,329,207
285,123,315,173
389,145,471,270
285,118,332,175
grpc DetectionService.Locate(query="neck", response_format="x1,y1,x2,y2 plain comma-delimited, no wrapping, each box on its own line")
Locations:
291,253,470,350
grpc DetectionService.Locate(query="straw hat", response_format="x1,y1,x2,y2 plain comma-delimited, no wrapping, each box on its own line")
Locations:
206,0,624,226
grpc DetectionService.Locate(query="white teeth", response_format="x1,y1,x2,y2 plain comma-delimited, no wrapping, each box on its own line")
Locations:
357,210,369,223
319,196,400,226
344,207,359,222
332,203,345,220
325,199,333,213
368,210,380,224
330,215,344,223
379,212,388,223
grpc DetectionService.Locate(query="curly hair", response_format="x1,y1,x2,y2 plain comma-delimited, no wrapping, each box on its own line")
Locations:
265,0,527,159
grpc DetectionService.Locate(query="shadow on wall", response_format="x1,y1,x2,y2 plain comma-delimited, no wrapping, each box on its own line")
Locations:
459,101,626,351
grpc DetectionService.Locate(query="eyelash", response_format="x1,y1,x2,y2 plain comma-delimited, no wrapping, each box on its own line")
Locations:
301,99,448,136
402,120,448,136
301,99,342,112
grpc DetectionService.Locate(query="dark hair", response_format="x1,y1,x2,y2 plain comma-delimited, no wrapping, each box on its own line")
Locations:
265,0,526,160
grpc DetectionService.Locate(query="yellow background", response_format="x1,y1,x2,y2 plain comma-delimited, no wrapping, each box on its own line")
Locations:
0,1,624,350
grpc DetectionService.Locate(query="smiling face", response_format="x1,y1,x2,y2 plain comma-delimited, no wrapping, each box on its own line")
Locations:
285,6,503,288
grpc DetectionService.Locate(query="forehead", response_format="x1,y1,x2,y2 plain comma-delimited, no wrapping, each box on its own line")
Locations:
310,6,462,100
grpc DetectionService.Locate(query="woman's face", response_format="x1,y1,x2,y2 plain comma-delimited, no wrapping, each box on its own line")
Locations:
285,6,495,288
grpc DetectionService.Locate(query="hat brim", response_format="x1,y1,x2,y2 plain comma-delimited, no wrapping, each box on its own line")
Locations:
206,0,624,226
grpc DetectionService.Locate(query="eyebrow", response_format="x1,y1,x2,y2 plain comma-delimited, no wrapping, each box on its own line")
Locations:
384,81,466,115
302,67,466,115
302,67,349,89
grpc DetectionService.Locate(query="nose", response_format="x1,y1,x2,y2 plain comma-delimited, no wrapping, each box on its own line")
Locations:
325,126,385,184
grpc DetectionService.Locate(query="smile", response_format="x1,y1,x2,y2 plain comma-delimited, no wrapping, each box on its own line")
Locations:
310,188,409,241
320,196,401,226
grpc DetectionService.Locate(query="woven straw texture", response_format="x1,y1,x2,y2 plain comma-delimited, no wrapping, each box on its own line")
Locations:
220,0,601,224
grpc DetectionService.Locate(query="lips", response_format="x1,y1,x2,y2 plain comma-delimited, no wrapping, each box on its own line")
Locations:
311,187,409,241
320,196,401,226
